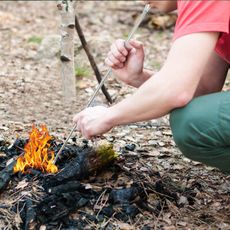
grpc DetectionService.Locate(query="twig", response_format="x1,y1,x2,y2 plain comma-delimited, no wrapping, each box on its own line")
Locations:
74,14,113,104
0,204,10,209
154,202,165,230
58,223,63,230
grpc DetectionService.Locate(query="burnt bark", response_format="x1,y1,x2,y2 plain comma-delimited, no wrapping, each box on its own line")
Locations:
0,160,16,193
23,199,36,230
36,183,95,224
46,147,116,187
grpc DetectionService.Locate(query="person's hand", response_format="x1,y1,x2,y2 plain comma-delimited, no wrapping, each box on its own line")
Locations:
73,106,114,139
105,39,145,87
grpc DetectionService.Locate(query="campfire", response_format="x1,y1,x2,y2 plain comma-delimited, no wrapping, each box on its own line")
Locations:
13,125,58,174
0,125,197,229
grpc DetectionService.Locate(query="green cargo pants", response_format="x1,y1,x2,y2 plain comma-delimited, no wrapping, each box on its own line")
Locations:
170,91,230,173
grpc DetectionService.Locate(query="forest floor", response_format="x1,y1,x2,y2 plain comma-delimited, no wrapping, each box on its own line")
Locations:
0,1,230,229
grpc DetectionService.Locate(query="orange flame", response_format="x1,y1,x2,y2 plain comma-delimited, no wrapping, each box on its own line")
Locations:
13,124,58,174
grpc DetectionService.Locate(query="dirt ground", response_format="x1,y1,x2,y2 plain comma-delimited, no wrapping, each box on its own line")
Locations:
0,1,230,229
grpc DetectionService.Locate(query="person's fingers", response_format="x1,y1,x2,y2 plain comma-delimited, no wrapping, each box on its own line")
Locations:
110,45,126,62
105,57,124,69
73,113,80,124
124,41,133,50
114,39,130,56
108,51,122,66
128,39,143,50
105,57,118,69
81,116,95,139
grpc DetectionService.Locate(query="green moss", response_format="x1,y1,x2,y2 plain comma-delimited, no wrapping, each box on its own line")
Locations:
75,66,91,78
96,143,118,166
28,36,42,44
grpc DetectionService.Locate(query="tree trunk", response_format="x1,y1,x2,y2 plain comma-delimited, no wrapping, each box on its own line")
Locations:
57,0,76,103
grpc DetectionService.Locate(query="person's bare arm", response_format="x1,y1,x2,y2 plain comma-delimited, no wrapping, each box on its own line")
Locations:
145,1,177,13
107,33,218,124
73,32,219,138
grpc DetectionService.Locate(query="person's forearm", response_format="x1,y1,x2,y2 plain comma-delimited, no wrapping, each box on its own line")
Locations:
128,68,154,88
106,71,184,126
106,32,219,127
160,1,177,13
146,1,177,13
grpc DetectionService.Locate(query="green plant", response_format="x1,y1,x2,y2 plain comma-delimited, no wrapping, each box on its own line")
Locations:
28,36,42,44
75,66,91,78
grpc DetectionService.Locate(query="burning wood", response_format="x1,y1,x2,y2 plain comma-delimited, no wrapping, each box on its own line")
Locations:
13,125,58,174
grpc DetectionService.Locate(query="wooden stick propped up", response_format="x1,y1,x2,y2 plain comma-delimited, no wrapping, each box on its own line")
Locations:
75,14,113,104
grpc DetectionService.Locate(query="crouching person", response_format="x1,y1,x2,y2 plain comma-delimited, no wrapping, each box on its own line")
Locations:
73,1,230,172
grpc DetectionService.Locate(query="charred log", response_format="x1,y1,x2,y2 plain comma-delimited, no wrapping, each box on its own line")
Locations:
23,199,36,230
5,138,27,157
46,180,85,194
109,184,146,204
46,144,117,187
51,143,88,166
0,160,16,192
36,190,92,224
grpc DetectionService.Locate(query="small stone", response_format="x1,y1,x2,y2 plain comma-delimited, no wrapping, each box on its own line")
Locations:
178,196,188,206
158,141,165,147
125,143,136,151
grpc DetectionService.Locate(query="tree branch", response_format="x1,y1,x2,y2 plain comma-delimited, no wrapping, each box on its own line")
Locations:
75,14,113,104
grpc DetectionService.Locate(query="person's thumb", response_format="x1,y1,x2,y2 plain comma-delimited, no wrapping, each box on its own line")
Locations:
128,39,143,50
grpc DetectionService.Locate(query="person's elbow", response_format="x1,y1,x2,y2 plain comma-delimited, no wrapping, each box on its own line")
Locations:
173,91,193,109
158,73,195,110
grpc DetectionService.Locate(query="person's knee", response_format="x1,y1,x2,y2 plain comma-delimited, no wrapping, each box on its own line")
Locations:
170,93,230,173
169,106,200,160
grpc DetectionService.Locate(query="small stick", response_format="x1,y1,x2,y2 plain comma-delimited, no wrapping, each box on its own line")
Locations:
53,4,151,164
75,14,113,104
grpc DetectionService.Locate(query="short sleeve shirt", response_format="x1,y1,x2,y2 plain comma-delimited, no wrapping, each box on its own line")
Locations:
174,0,230,64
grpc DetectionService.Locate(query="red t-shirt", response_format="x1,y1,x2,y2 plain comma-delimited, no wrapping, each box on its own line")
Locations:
174,0,230,64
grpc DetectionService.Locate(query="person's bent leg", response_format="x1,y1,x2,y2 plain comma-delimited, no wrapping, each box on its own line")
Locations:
170,91,230,173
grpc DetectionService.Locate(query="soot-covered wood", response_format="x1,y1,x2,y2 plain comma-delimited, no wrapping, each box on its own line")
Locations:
0,160,16,192
0,138,26,192
36,180,98,223
45,146,116,187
